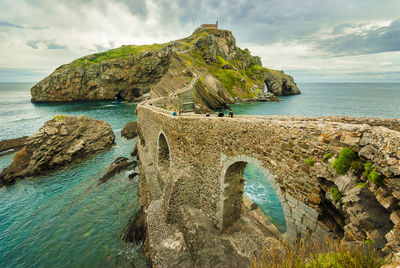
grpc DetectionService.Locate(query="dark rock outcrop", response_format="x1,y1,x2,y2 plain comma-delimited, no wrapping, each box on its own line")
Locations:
121,207,147,243
0,136,29,153
98,157,137,184
264,70,301,96
121,121,138,139
0,115,115,186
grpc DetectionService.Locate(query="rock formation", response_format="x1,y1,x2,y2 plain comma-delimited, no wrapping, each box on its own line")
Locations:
98,157,137,184
121,121,138,139
30,28,300,110
0,136,29,153
0,115,115,186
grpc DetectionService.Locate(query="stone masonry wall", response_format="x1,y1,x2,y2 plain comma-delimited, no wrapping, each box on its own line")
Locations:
137,100,400,247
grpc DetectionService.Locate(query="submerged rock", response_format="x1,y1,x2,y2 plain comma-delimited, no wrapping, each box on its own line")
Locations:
0,136,29,153
0,115,115,186
98,157,137,184
121,121,138,139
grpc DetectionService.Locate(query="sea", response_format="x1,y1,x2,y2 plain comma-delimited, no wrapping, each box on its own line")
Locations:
0,82,399,267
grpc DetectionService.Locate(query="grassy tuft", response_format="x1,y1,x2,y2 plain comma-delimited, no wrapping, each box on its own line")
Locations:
330,187,343,202
331,147,355,175
323,153,333,161
363,162,373,178
350,161,364,174
358,182,368,189
54,115,66,121
253,236,385,268
368,168,383,186
306,158,314,167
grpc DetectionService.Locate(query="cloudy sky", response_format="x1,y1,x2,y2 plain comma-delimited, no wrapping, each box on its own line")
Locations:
0,0,399,82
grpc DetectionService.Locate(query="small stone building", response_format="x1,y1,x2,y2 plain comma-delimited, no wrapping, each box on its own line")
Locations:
201,21,218,30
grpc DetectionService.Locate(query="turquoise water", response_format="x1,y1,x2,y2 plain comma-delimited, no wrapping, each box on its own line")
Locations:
0,83,148,267
1,82,400,267
232,83,400,118
244,164,286,233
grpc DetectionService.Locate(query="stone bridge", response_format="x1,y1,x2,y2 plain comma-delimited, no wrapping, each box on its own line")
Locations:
136,99,400,257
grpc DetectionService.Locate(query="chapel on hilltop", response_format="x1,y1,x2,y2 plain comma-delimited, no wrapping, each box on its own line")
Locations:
201,21,218,30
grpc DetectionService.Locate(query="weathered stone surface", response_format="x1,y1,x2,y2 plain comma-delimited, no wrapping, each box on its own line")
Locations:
0,115,114,186
0,136,29,153
121,121,138,139
121,207,147,243
264,70,301,96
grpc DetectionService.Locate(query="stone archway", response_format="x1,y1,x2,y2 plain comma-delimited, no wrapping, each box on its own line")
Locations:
218,155,292,235
157,132,170,173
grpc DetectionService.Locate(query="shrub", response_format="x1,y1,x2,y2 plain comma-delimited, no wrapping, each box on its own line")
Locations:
358,182,368,189
323,153,333,161
368,168,383,186
351,161,364,174
363,162,373,178
330,187,343,202
253,236,385,268
305,158,314,167
331,147,355,174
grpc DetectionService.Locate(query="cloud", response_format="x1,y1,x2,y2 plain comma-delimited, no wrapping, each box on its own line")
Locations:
0,20,23,28
27,40,66,50
317,19,400,56
0,0,399,82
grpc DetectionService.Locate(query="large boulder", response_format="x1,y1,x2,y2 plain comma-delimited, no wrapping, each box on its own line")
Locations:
0,115,115,186
264,70,301,96
121,121,138,139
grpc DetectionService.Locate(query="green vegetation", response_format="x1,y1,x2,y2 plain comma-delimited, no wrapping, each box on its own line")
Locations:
254,236,385,268
363,162,374,178
358,182,368,189
330,187,343,202
61,43,165,70
362,162,383,186
368,168,383,186
331,147,355,175
350,161,364,174
305,158,314,167
54,115,66,121
323,153,333,161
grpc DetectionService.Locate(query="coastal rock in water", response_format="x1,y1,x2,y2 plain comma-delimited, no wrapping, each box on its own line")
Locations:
30,45,173,102
121,207,147,243
121,121,138,139
0,136,29,153
0,115,115,186
98,157,136,184
264,70,301,96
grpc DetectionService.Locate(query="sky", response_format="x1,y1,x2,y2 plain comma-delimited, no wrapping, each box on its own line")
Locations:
0,0,399,83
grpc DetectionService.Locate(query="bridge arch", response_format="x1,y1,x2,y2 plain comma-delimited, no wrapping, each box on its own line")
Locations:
218,155,293,235
157,131,171,174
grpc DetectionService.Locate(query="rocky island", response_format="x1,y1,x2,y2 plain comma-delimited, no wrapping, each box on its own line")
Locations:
0,115,115,186
30,28,300,112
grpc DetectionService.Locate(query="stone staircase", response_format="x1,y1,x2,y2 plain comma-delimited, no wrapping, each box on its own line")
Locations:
179,88,195,113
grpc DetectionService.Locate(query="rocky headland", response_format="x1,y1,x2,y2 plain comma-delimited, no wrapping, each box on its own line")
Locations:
30,28,300,111
0,115,115,186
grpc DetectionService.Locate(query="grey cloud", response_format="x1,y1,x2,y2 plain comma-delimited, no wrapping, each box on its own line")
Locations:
27,40,66,50
27,40,40,49
317,19,400,56
0,20,23,28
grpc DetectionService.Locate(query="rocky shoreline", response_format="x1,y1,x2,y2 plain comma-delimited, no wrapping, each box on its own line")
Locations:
0,115,115,186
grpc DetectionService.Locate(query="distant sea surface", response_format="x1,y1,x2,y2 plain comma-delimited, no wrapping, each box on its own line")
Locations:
0,82,399,267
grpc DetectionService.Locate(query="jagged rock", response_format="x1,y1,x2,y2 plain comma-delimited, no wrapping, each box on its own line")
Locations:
264,70,301,96
131,144,138,157
121,121,138,139
98,157,137,184
0,136,29,153
121,207,147,243
0,115,115,186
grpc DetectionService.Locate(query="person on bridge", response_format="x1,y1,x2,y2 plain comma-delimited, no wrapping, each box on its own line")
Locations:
218,111,224,117
172,110,177,116
228,108,233,118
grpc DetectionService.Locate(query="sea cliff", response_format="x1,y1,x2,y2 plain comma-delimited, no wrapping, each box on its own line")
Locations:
30,28,300,110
